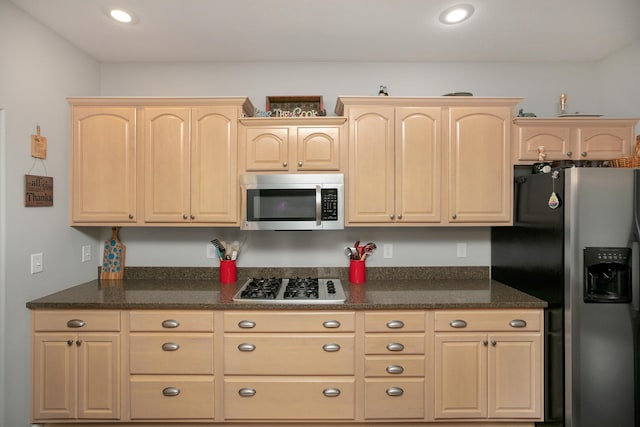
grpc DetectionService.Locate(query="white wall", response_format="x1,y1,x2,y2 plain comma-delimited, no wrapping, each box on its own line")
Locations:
1,0,639,423
0,1,101,425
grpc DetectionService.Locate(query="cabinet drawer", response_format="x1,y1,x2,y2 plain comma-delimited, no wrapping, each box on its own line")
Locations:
364,378,425,419
129,375,215,419
224,311,355,332
434,310,542,332
33,310,120,331
129,311,214,332
129,333,214,374
364,355,425,377
365,333,425,355
224,377,355,420
224,334,354,375
365,311,425,332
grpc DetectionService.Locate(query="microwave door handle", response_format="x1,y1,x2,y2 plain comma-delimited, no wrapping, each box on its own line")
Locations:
316,185,322,226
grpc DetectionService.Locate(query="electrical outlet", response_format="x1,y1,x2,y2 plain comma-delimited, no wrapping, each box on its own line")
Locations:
82,245,92,262
31,253,43,274
206,243,217,259
383,244,393,259
457,243,467,258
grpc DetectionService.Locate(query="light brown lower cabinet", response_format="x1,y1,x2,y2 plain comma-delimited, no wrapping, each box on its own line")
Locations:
31,308,543,426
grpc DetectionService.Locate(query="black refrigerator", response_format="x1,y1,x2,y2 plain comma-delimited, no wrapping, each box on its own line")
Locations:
492,166,639,427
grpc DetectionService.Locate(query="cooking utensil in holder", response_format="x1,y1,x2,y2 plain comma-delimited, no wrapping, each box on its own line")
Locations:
349,259,366,284
610,135,640,168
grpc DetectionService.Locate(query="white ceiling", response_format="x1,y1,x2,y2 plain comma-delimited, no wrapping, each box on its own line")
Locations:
9,0,640,63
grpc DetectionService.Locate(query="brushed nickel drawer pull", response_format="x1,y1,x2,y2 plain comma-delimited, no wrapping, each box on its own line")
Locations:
322,343,341,352
509,319,527,328
449,319,467,328
66,319,86,328
386,320,405,329
386,365,404,374
238,388,256,397
238,343,256,352
386,342,404,352
322,320,341,329
323,388,341,397
162,342,180,351
386,387,404,396
161,319,180,329
238,320,256,329
162,387,180,396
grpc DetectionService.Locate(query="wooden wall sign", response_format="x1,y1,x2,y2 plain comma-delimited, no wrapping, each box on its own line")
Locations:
25,174,53,207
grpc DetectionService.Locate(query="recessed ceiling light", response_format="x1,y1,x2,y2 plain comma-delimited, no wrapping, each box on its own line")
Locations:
110,9,133,24
439,4,475,24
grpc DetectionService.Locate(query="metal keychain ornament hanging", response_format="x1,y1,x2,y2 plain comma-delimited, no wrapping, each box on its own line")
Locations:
548,170,560,209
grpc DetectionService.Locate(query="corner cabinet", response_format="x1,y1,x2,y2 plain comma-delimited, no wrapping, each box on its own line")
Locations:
68,98,254,227
238,117,347,173
336,97,521,226
512,117,638,163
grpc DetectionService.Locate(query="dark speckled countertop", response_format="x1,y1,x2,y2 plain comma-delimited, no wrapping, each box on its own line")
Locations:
26,267,546,310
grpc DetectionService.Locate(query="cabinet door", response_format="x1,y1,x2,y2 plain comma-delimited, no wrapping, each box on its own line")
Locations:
76,333,120,419
143,108,191,222
33,333,76,419
488,333,542,419
514,125,571,161
191,106,239,223
296,127,341,171
449,107,511,224
243,126,289,171
396,107,442,223
577,125,633,159
434,333,487,419
347,107,395,223
71,107,137,223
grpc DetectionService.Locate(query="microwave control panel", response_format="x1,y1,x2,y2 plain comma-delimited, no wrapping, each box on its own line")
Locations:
321,189,339,220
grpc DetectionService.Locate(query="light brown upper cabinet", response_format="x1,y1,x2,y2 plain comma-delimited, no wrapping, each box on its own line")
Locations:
336,97,521,226
512,117,638,163
70,105,137,224
238,117,347,173
69,98,253,226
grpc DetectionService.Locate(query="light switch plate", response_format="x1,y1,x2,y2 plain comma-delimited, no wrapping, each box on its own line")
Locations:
31,253,43,274
82,245,91,262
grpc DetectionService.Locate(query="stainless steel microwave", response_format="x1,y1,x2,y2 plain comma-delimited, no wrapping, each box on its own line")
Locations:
239,174,344,230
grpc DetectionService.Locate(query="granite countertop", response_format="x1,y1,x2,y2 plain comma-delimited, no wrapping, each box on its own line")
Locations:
26,267,546,310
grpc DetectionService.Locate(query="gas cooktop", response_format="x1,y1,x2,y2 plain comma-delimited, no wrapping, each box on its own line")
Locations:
232,277,346,304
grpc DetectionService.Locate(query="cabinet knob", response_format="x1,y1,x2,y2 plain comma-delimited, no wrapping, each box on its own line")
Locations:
282,161,288,167
491,340,497,346
190,215,195,220
238,343,256,352
76,339,82,346
322,320,341,329
322,343,341,352
566,151,573,157
182,214,188,220
128,214,134,219
581,151,587,157
449,319,467,328
452,213,457,220
390,214,395,220
386,365,404,375
386,387,404,396
483,340,489,346
161,319,180,329
238,320,256,329
66,319,86,328
67,339,74,346
162,342,180,351
386,320,405,329
323,388,341,397
238,388,256,397
398,214,403,220
386,342,405,352
298,161,303,167
162,387,180,397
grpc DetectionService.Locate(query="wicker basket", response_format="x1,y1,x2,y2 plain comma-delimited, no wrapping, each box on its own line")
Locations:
610,135,640,168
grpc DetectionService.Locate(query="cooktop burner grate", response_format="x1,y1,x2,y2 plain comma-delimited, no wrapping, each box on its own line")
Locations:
232,277,345,304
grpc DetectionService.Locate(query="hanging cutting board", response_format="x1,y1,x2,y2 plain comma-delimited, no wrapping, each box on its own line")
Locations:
30,125,47,159
101,227,126,279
